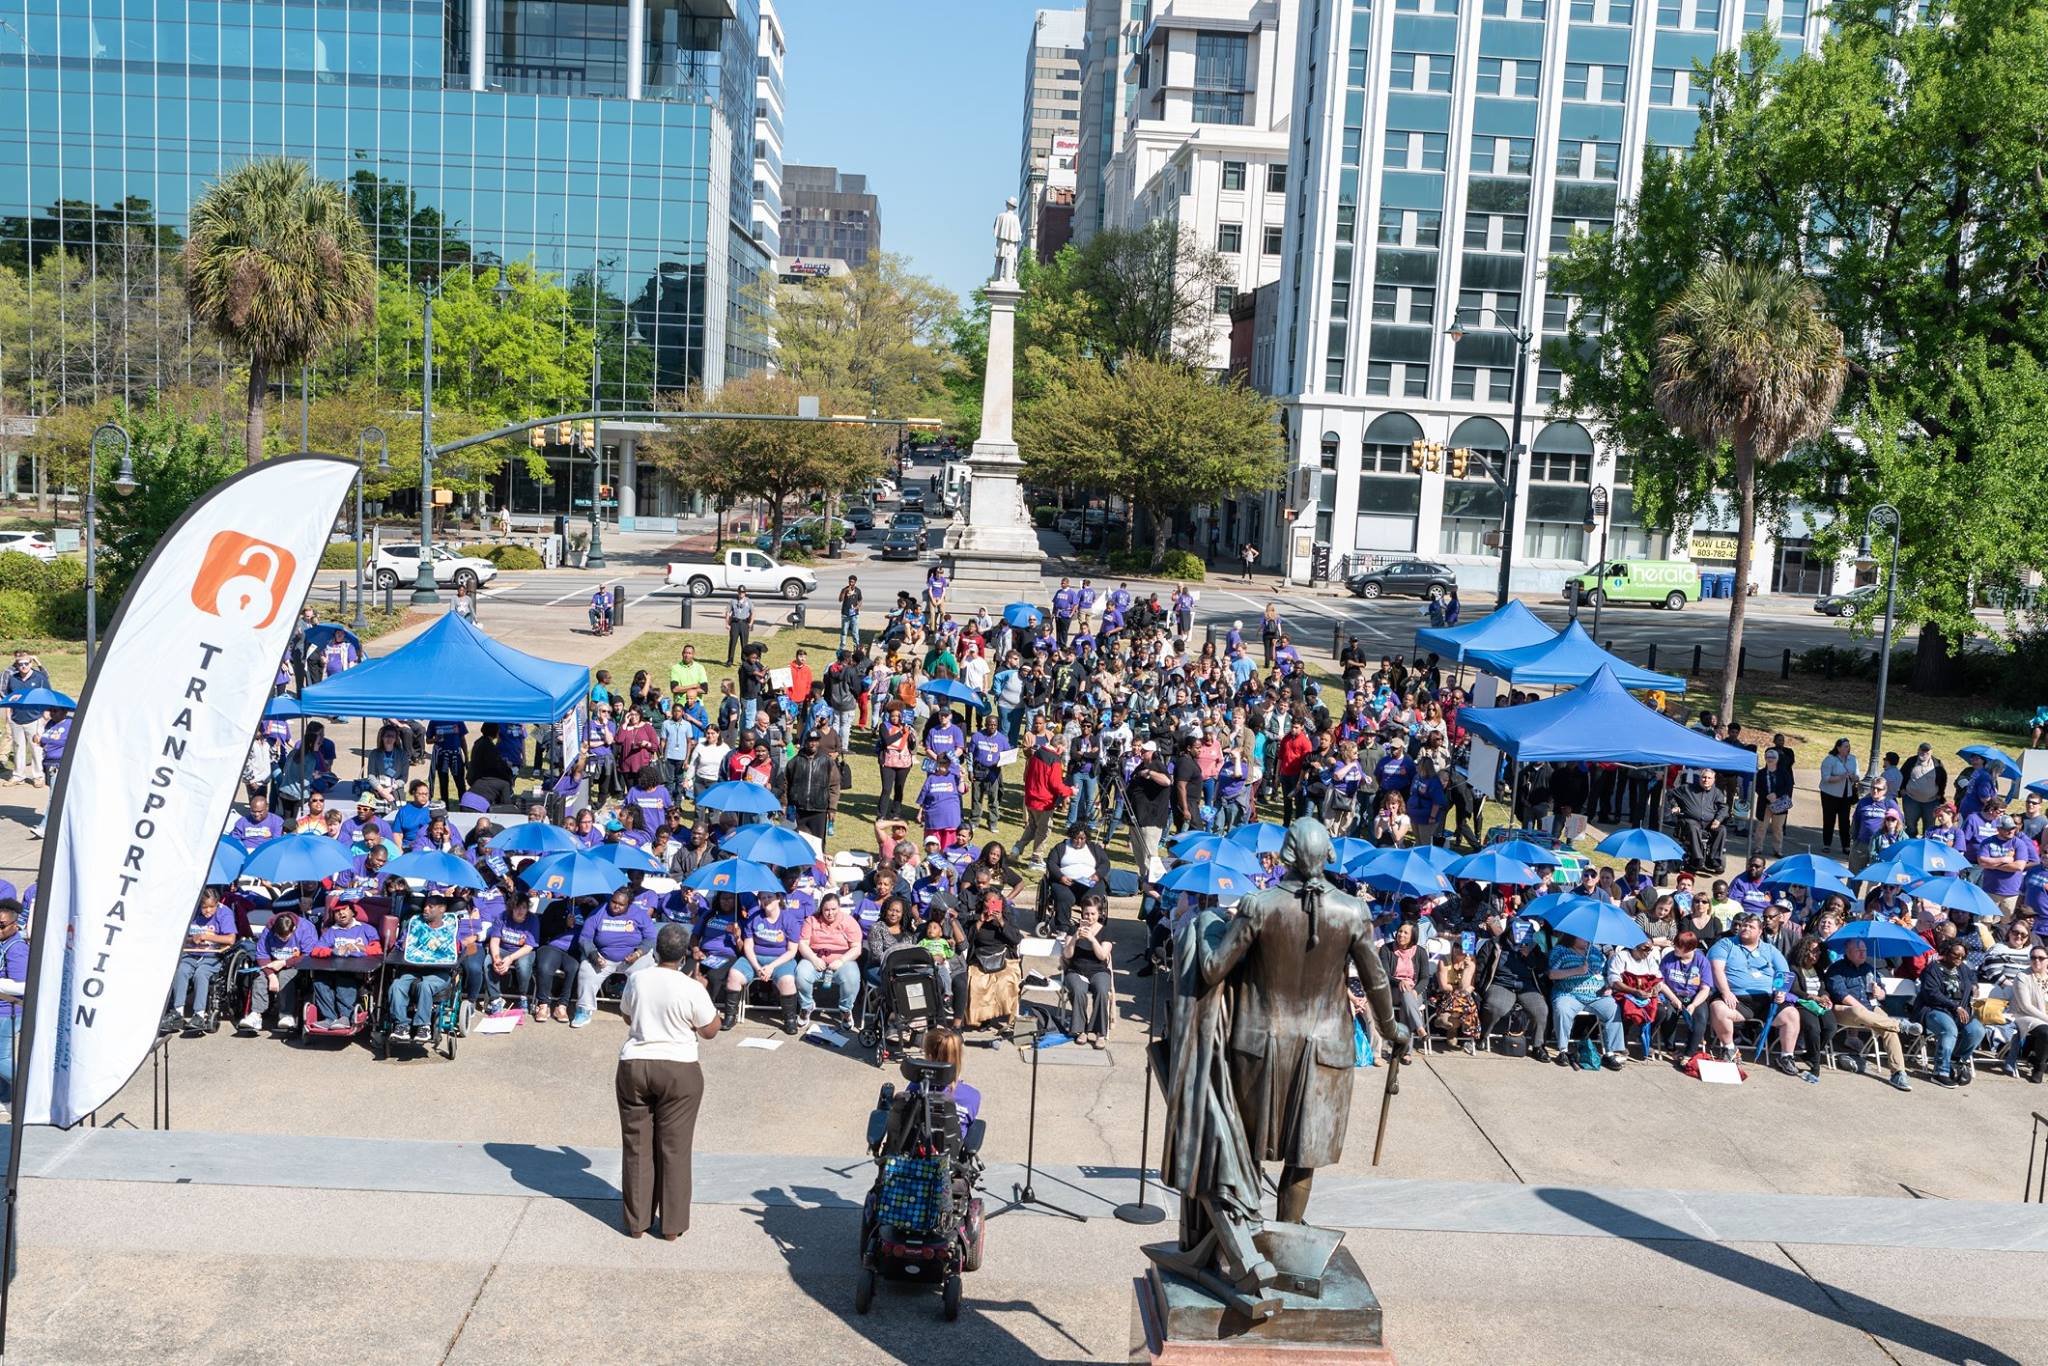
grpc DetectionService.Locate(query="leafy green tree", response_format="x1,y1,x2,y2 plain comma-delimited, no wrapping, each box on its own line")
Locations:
94,402,243,603
1653,262,1846,721
768,254,958,419
182,157,377,466
641,375,886,547
1552,6,2048,689
1019,357,1284,562
1065,221,1235,370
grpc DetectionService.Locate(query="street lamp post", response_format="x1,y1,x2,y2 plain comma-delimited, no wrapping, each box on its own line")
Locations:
1589,484,1611,640
84,422,137,667
1857,501,1902,771
584,343,607,570
1445,313,1534,609
354,426,389,632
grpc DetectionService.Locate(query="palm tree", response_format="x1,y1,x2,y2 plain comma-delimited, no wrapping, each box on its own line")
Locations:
1654,261,1847,724
182,157,377,464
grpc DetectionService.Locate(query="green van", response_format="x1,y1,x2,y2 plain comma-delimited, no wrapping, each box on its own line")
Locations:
1564,558,1699,610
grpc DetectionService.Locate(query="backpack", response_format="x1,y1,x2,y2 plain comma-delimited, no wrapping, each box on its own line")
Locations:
1572,1035,1603,1071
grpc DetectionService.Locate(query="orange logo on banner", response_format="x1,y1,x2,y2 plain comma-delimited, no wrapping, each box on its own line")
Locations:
190,531,297,629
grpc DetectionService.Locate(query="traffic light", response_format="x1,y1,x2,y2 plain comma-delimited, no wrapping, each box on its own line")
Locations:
529,426,547,450
1409,439,1427,473
1449,446,1469,479
580,421,596,449
556,421,573,446
1424,443,1443,473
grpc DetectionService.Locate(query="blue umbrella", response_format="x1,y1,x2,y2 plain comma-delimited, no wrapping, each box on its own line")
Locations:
1763,852,1854,888
719,823,818,867
1959,744,2020,775
1158,861,1250,897
1224,822,1289,855
495,822,580,855
1446,848,1540,885
1355,849,1452,898
1907,875,2002,918
262,695,304,720
520,851,629,898
1519,891,1603,924
383,849,487,890
1492,839,1563,868
1595,827,1685,862
1858,853,1934,887
681,857,784,896
1827,918,1930,957
1551,899,1649,948
1002,602,1042,629
240,833,353,883
918,678,987,711
1410,844,1461,874
303,622,362,653
587,842,665,874
697,780,782,815
2028,779,2048,799
1802,874,1862,903
1165,835,1262,875
1326,835,1378,871
6,686,75,711
207,836,249,885
1887,838,1970,875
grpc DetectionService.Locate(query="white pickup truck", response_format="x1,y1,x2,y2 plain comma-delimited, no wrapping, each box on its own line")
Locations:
665,548,818,600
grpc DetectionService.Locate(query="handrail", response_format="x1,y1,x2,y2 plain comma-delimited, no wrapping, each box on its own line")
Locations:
2024,1112,2048,1202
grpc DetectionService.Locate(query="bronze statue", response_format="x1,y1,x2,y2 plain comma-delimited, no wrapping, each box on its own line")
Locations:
1152,816,1409,1318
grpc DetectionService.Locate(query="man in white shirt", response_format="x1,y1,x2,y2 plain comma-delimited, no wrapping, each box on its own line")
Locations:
616,925,720,1239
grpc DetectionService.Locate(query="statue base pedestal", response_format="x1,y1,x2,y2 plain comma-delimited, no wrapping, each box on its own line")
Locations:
1129,1246,1395,1365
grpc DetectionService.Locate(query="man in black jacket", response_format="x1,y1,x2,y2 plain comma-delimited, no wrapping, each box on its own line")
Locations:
1126,742,1173,882
1546,762,1590,839
1917,936,1985,1086
1477,915,1552,1062
1666,769,1731,874
778,727,840,840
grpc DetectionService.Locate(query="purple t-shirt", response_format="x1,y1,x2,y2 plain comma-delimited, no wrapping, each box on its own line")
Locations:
580,905,655,961
1976,833,2037,898
0,934,26,1018
230,812,285,850
925,722,966,759
255,917,318,963
627,786,671,827
319,921,381,956
489,914,542,953
744,904,806,959
183,905,236,958
919,772,964,831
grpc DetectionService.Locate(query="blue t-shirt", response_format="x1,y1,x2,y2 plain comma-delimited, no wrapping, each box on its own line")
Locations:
1710,938,1789,995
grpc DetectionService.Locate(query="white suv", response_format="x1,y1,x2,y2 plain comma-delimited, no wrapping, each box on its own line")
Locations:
370,543,499,592
0,531,58,563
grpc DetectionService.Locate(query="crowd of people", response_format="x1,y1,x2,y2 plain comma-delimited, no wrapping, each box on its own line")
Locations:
70,569,2037,1110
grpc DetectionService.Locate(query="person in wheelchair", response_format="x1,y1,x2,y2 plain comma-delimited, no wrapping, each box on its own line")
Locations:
238,908,317,1034
589,584,615,635
1061,894,1113,1047
163,888,238,1034
386,893,460,1043
1041,822,1110,934
308,901,383,1024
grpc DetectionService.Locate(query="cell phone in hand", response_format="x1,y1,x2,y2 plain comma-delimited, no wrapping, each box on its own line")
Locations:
1460,932,1476,956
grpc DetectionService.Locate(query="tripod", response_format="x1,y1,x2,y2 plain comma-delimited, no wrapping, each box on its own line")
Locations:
1114,963,1167,1225
1010,1016,1086,1221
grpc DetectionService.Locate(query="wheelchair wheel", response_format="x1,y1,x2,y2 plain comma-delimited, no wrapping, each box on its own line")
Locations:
442,1027,458,1061
942,1273,961,1321
457,998,476,1038
854,1267,876,1316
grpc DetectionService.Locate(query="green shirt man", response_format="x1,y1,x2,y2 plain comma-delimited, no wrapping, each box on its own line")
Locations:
668,645,710,700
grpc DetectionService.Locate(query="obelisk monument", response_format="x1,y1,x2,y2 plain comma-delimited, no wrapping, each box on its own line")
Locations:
943,197,1045,592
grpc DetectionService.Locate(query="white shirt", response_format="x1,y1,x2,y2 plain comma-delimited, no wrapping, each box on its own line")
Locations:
1054,841,1096,881
691,741,732,785
620,966,717,1063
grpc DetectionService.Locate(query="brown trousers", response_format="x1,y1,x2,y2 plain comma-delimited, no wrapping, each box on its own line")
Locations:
615,1058,705,1236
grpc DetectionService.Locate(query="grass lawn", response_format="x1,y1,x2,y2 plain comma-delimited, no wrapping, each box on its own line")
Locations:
1727,673,2026,764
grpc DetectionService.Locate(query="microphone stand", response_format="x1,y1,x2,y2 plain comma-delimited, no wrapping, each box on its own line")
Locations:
1115,961,1166,1224
1011,1017,1086,1221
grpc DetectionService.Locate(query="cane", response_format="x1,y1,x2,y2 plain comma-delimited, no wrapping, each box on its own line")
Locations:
1371,1043,1403,1166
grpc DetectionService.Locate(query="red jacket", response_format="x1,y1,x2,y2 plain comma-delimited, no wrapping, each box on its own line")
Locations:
1278,731,1314,780
1024,751,1073,812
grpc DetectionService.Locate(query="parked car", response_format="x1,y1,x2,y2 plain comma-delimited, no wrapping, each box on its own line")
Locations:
1055,511,1084,539
1346,558,1456,601
877,528,924,561
371,543,499,593
665,547,817,600
754,516,840,553
1814,583,1878,617
869,479,898,504
0,531,58,563
1563,558,1699,611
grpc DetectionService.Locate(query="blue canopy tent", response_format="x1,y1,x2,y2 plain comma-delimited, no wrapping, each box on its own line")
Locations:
1459,666,1758,768
1414,599,1556,664
296,613,587,724
1468,620,1687,693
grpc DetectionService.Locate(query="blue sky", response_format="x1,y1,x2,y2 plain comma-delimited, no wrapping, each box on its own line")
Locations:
772,0,1062,304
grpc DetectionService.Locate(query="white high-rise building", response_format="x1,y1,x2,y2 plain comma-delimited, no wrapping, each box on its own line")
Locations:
1253,0,1830,593
1101,1,1298,373
753,0,788,256
1073,0,1147,244
1020,9,1088,256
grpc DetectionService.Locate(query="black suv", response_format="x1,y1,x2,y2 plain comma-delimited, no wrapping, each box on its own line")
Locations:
1345,558,1456,601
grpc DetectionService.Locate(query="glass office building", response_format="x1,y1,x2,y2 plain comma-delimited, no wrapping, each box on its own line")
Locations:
0,0,766,516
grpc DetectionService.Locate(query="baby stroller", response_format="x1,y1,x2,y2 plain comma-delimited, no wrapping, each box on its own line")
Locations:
854,1057,987,1320
861,945,951,1067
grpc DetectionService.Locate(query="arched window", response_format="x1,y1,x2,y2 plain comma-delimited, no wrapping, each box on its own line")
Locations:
1355,413,1422,552
1442,416,1507,556
1525,421,1594,560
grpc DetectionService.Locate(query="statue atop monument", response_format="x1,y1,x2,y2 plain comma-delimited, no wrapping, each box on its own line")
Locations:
1152,817,1410,1320
993,196,1022,284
